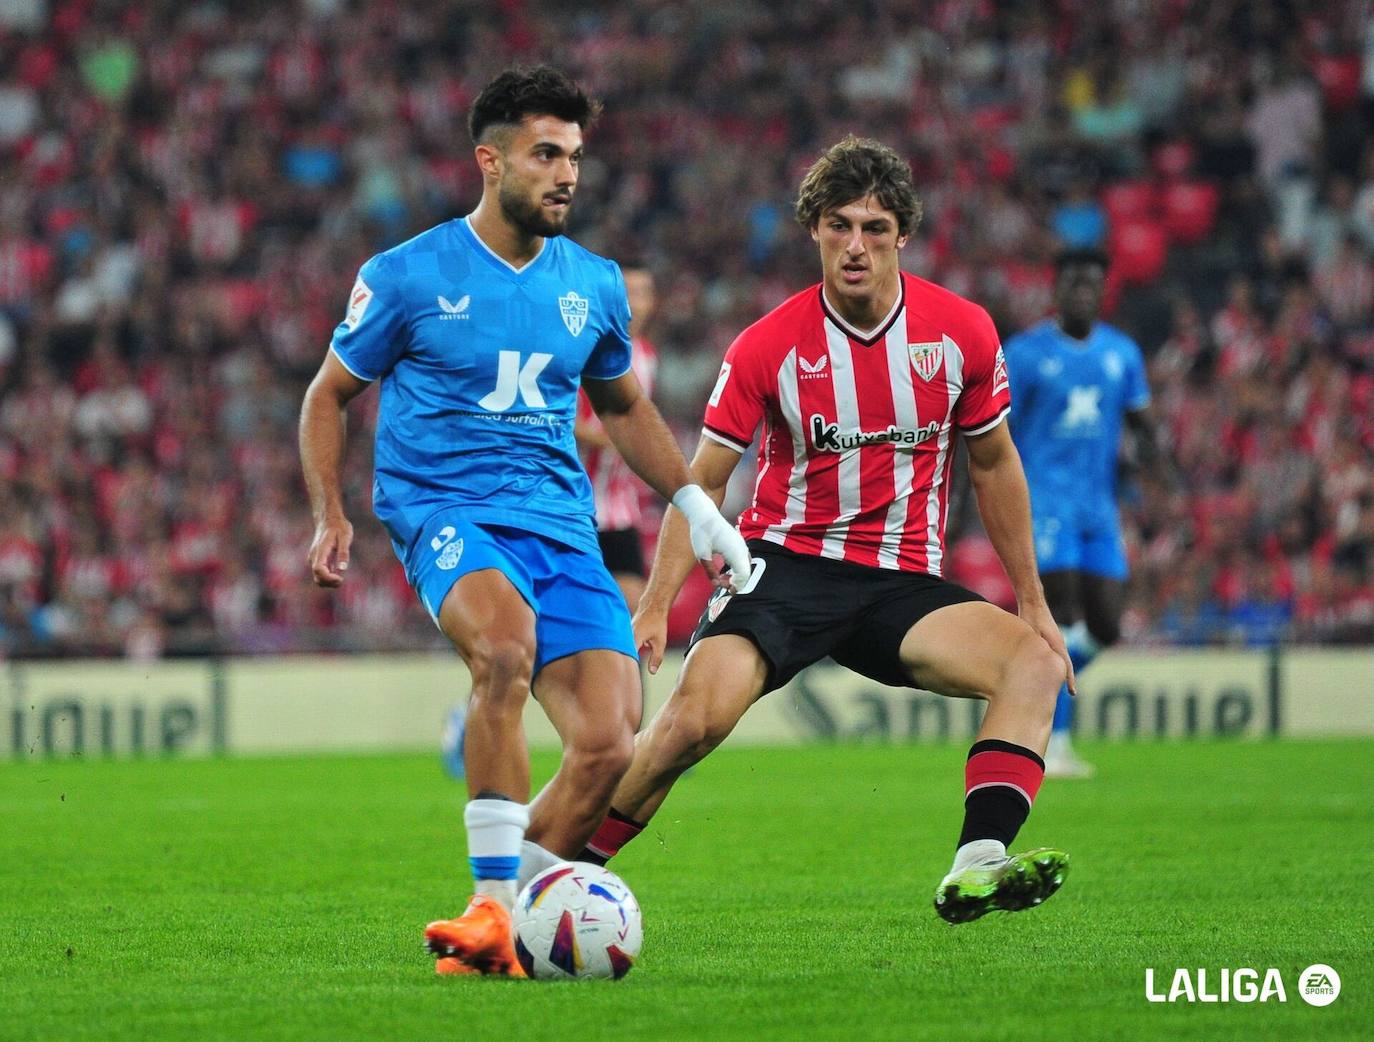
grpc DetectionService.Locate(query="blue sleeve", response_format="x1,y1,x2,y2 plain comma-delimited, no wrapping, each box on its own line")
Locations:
329,253,409,381
1125,337,1150,411
583,263,633,380
1003,333,1035,423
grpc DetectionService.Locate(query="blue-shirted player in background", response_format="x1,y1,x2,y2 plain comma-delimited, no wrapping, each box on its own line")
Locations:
298,66,749,977
1004,249,1167,778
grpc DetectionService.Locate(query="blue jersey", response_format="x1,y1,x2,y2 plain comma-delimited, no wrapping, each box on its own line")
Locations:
330,217,632,557
1004,319,1150,501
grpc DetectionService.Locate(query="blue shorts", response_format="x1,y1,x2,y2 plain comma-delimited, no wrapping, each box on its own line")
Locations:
401,514,638,675
1029,490,1128,581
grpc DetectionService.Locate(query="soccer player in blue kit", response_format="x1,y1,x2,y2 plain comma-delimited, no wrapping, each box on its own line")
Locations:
1003,249,1166,777
298,66,749,976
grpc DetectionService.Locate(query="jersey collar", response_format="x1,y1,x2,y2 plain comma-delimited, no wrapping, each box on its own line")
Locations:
819,276,905,346
1053,318,1099,348
460,216,549,277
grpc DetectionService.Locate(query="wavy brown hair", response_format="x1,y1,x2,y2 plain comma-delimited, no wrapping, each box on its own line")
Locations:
795,135,923,237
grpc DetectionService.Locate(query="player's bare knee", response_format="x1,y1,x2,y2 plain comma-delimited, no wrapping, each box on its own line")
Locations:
468,639,534,705
691,715,733,763
580,725,636,780
565,732,634,796
673,706,735,764
1021,638,1066,703
990,632,1063,711
649,704,712,772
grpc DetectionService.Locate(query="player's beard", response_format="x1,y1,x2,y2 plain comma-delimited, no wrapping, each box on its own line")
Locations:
499,179,570,239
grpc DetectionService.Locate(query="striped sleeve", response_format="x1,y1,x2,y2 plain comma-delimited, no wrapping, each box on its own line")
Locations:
701,331,764,452
954,306,1011,434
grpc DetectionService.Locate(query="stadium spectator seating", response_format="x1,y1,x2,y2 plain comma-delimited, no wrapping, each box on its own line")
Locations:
0,0,1370,657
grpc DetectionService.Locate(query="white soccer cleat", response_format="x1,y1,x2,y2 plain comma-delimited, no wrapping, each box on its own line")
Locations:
1044,751,1096,779
1044,733,1095,779
934,848,1070,924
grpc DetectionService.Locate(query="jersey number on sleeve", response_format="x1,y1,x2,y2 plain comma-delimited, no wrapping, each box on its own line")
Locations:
479,350,554,412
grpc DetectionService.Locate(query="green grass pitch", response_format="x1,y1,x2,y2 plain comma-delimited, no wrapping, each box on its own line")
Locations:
2,739,1370,1041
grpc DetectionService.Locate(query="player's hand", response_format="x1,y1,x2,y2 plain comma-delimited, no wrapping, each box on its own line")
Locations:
632,605,670,675
308,515,354,588
1021,600,1075,696
673,484,751,592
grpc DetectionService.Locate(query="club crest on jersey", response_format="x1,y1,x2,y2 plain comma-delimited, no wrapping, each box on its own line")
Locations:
706,588,732,622
908,338,945,382
431,525,464,570
559,291,589,337
436,538,464,571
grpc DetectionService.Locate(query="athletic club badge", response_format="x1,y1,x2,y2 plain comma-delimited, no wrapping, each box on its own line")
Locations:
558,290,588,337
706,588,732,623
908,338,945,382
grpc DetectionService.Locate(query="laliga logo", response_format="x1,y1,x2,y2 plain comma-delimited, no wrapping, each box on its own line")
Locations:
1145,964,1340,1006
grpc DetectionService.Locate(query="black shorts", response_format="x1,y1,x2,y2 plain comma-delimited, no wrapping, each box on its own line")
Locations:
691,540,985,693
597,527,646,578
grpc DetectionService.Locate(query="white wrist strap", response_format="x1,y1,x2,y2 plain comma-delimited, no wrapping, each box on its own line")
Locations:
671,484,715,523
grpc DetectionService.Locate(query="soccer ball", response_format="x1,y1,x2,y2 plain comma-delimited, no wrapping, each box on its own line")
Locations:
512,862,642,980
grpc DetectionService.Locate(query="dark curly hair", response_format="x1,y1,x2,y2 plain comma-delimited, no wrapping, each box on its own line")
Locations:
1054,247,1110,274
468,65,602,146
795,135,923,237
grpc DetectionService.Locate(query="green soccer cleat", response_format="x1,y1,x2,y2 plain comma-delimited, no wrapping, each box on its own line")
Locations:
933,848,1070,924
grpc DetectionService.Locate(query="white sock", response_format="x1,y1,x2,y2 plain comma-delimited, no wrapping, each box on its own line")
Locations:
517,840,564,892
475,877,518,908
464,798,529,910
1046,730,1074,761
1062,620,1102,669
950,838,1007,875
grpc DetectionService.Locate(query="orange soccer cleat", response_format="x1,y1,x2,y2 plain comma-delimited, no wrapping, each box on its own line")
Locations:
434,956,479,976
425,895,526,977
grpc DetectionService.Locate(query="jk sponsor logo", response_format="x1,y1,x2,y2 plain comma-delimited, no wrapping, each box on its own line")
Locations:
1144,964,1340,1006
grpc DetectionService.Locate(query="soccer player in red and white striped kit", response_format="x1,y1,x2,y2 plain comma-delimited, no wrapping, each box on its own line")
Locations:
581,136,1074,922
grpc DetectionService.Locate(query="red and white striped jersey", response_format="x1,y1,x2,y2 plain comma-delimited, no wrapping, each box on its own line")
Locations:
703,272,1010,576
578,337,659,531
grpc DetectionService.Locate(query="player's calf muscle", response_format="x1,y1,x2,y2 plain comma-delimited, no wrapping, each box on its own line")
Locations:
630,668,761,803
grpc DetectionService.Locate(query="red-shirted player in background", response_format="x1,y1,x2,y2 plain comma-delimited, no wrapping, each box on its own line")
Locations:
580,137,1074,923
576,266,659,613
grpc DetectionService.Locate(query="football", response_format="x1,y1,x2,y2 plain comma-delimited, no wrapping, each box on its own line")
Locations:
512,862,643,980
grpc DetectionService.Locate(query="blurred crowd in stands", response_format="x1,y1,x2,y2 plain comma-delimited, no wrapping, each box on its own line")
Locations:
1,0,1371,658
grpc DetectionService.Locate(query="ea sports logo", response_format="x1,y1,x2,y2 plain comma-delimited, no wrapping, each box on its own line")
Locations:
1297,964,1340,1007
